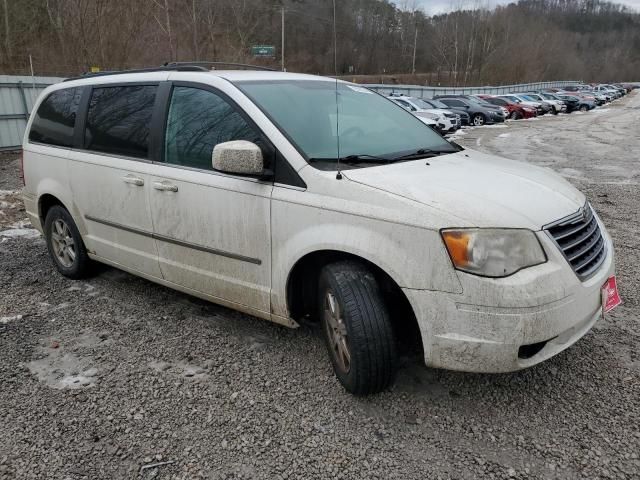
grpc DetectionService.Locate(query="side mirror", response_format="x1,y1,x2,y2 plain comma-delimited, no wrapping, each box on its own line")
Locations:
212,140,264,176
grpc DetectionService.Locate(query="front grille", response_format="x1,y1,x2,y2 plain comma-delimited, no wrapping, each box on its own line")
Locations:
545,203,606,280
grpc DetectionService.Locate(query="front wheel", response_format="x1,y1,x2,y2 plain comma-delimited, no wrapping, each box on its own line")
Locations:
472,113,486,126
510,111,522,120
579,105,588,112
44,205,93,279
318,261,397,395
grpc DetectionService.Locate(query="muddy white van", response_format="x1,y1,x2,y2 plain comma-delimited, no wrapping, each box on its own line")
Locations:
22,64,619,394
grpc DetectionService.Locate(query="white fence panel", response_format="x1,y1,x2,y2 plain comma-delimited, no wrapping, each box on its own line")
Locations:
0,75,64,151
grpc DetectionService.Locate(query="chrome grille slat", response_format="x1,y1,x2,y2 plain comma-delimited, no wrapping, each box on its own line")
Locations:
551,208,594,241
567,230,602,261
546,203,606,281
561,218,598,251
576,246,607,277
574,237,604,271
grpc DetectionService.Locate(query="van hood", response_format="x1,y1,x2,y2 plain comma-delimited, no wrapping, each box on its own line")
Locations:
343,149,585,229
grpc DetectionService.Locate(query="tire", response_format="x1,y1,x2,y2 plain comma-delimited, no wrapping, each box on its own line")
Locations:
579,105,588,112
44,205,93,279
510,111,522,120
552,107,559,115
472,113,485,126
318,261,397,395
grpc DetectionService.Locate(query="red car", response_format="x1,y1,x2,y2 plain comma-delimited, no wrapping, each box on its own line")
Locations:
475,94,537,119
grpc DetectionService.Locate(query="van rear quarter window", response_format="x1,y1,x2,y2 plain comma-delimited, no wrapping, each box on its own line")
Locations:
84,85,157,159
29,88,82,147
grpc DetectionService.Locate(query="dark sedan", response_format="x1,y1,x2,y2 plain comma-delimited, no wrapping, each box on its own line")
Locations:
421,98,471,126
432,97,505,126
556,94,594,113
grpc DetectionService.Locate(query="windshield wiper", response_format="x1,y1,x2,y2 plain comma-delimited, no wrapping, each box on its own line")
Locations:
392,147,457,161
309,154,393,164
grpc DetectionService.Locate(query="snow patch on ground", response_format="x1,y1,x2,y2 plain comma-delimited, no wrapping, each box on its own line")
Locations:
0,189,19,198
497,133,511,138
28,352,99,389
0,220,40,240
447,129,468,139
27,332,106,389
1,315,23,324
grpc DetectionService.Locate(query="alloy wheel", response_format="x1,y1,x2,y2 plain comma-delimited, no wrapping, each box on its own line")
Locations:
324,291,351,374
473,115,485,126
51,219,76,268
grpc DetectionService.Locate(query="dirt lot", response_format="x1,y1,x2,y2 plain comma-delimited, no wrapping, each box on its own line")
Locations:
1,94,639,480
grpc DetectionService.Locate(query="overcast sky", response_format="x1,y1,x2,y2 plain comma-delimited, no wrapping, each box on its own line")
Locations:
392,0,640,14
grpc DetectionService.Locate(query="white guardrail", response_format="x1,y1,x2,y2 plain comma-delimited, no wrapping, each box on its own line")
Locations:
363,81,583,99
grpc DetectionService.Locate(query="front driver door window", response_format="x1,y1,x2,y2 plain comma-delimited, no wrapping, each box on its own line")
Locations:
149,84,274,314
164,86,263,170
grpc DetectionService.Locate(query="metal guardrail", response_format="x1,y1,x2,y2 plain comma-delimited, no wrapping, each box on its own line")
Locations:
0,75,63,151
363,81,583,99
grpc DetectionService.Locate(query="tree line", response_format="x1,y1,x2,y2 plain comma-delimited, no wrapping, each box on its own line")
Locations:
0,0,638,85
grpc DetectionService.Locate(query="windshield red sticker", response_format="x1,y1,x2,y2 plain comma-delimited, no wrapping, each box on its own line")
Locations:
602,276,622,313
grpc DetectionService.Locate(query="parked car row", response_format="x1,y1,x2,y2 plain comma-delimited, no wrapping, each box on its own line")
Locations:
387,82,633,135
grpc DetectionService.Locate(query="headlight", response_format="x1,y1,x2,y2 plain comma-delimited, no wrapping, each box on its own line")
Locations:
441,228,546,277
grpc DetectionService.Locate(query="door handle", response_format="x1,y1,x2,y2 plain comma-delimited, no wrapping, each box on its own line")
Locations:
153,181,178,192
122,175,144,186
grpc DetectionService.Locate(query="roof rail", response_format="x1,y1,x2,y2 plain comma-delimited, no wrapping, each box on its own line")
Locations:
63,64,208,82
164,61,277,72
63,61,276,82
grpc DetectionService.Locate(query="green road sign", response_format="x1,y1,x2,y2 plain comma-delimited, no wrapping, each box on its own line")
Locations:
251,45,276,57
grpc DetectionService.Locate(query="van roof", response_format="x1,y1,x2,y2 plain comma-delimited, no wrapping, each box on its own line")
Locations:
62,65,335,86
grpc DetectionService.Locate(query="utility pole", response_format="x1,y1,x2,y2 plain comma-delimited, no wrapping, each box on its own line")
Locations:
412,26,418,75
281,6,285,72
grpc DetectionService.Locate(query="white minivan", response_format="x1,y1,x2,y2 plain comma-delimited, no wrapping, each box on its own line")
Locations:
22,65,618,394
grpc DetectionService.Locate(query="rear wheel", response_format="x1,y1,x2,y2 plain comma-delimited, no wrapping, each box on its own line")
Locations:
472,113,485,126
44,206,93,279
318,261,397,395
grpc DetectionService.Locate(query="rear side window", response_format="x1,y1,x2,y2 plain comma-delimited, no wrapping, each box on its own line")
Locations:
164,86,261,170
29,88,82,147
442,99,464,107
394,99,414,111
84,85,157,158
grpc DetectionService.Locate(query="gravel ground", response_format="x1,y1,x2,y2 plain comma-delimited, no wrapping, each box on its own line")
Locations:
1,94,639,480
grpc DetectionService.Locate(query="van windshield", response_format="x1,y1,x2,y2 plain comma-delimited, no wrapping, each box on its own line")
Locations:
237,80,455,170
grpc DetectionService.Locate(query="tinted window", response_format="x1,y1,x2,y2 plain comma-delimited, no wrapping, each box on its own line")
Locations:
394,99,414,111
84,85,157,158
442,99,464,107
164,86,261,170
29,88,82,147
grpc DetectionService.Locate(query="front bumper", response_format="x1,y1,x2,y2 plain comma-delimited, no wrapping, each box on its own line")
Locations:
404,220,615,373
